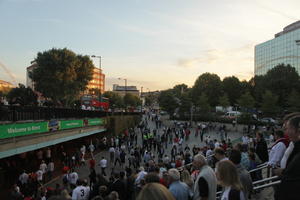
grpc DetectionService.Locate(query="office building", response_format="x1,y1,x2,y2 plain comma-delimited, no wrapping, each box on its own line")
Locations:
255,20,300,75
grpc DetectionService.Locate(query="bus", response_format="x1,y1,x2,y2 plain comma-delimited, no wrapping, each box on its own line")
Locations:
81,95,109,111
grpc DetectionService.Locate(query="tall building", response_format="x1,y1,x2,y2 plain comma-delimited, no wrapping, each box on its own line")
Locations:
86,67,105,94
26,62,37,90
255,20,300,76
26,63,105,94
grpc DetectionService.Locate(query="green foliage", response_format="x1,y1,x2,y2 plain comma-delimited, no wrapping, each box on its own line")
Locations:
145,95,156,106
7,84,37,106
263,64,300,107
103,91,124,108
222,76,241,105
158,89,179,115
219,94,230,108
124,93,141,107
287,90,300,112
30,48,94,106
178,93,192,116
261,90,279,116
196,93,210,113
192,73,222,106
173,84,189,97
237,91,255,110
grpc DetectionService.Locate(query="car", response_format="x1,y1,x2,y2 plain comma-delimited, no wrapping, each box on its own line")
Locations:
260,117,278,124
223,111,241,119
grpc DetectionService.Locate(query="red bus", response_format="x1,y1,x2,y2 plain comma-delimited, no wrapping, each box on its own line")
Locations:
81,95,109,111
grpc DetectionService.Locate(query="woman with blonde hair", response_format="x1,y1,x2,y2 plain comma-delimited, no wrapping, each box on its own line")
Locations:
216,160,245,200
137,183,175,200
181,170,193,188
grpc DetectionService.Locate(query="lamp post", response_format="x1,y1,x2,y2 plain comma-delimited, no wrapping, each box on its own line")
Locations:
118,78,127,95
91,55,101,69
141,86,143,112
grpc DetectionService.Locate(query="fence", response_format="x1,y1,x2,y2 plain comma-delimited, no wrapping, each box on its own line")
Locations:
0,105,140,122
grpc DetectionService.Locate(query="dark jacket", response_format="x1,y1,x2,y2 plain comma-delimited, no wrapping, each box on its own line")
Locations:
255,139,269,163
278,141,300,200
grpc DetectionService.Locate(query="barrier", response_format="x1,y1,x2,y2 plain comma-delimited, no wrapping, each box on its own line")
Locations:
0,118,106,139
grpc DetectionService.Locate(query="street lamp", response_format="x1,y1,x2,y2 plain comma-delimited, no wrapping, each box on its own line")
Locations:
91,55,102,69
118,78,127,95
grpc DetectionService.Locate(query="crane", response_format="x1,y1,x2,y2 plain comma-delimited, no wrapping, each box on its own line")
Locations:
0,61,17,86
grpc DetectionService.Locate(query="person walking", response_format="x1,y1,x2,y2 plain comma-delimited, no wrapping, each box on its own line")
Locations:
99,157,107,176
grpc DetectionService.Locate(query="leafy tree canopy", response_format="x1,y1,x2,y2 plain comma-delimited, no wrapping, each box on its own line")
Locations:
222,76,241,105
124,93,141,107
158,89,179,115
261,90,279,116
219,93,230,108
237,91,255,111
7,84,37,106
103,91,124,108
30,48,94,106
263,64,300,107
192,73,222,106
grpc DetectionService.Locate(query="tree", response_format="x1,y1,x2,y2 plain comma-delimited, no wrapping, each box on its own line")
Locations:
178,93,192,117
248,75,265,107
124,93,141,107
263,64,300,107
173,84,189,98
261,90,279,116
237,92,255,111
158,89,179,115
7,84,37,106
222,76,241,105
192,73,222,106
196,93,210,113
103,91,124,108
287,90,300,112
30,48,94,106
219,94,230,108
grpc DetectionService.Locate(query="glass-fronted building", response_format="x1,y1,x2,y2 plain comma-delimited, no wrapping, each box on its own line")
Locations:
255,21,300,76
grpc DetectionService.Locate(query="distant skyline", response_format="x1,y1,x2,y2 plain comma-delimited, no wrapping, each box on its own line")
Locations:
0,0,299,91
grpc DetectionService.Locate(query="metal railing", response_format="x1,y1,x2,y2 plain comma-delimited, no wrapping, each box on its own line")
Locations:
0,105,141,122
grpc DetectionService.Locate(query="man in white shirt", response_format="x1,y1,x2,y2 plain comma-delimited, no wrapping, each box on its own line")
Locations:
99,157,107,176
40,160,47,174
268,130,287,168
69,169,79,188
19,170,29,185
36,169,43,184
72,179,90,200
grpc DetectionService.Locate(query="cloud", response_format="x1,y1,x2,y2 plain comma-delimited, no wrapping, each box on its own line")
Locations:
177,43,255,69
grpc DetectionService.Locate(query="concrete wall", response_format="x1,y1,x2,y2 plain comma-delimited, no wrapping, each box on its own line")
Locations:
106,114,141,136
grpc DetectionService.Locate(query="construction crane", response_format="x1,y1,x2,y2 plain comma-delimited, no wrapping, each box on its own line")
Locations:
0,60,17,86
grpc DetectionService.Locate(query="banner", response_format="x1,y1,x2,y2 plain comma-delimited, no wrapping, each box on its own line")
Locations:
60,120,83,130
88,118,105,126
0,122,49,139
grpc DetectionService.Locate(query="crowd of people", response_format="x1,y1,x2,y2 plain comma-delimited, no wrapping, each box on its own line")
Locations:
9,111,300,200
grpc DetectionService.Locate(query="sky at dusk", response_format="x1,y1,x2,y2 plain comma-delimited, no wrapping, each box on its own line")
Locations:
0,0,299,91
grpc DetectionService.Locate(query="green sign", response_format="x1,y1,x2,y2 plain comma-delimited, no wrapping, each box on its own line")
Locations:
88,118,105,126
0,122,49,139
60,120,83,130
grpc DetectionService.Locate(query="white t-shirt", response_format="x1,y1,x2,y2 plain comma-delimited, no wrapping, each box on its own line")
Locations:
48,162,54,172
69,172,79,185
100,159,107,168
19,173,29,184
72,185,90,200
109,147,115,153
36,170,43,181
40,163,47,174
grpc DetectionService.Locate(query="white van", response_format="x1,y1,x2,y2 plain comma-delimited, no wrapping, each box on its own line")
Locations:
224,111,241,119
